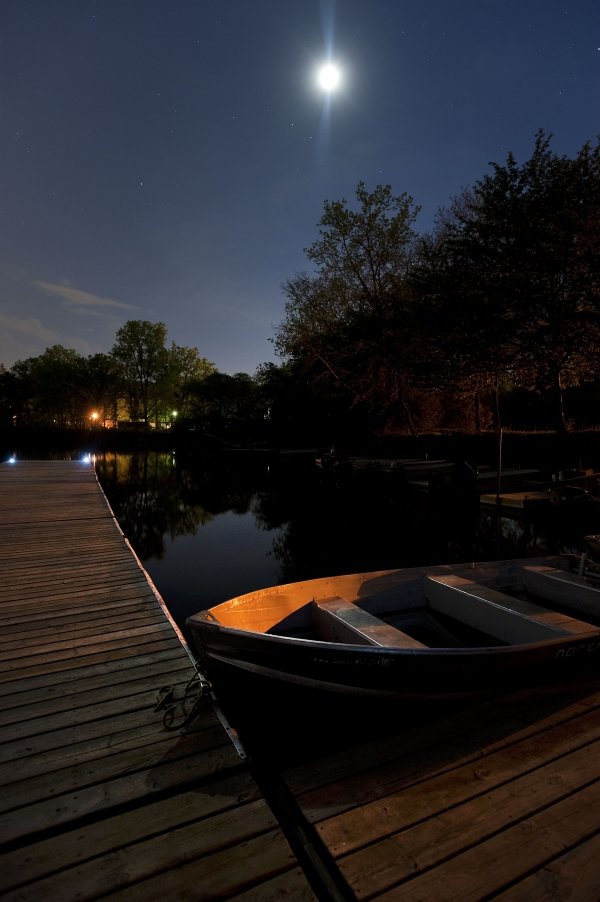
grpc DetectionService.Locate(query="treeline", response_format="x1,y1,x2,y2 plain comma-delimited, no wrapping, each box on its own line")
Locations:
0,319,332,445
0,321,256,436
276,131,600,436
0,316,344,444
2,132,600,442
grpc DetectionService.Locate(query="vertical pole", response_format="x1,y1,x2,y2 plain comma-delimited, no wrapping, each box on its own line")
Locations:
495,427,503,558
496,427,503,503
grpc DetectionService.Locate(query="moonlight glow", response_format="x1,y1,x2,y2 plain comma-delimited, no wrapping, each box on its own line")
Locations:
317,62,341,92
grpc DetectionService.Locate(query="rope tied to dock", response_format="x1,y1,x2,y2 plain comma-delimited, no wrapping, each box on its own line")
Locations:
154,670,212,730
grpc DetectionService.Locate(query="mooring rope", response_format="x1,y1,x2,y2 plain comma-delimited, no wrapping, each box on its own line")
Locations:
154,670,212,730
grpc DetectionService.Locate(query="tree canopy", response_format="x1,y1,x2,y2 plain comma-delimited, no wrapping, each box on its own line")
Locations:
2,321,220,432
276,182,422,433
276,134,600,434
415,131,600,431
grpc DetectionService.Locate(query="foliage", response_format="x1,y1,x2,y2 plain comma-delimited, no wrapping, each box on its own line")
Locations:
415,131,600,432
2,322,221,432
143,343,219,428
9,346,90,427
0,364,18,427
187,371,264,441
275,182,422,435
84,353,123,426
254,360,364,445
110,321,170,425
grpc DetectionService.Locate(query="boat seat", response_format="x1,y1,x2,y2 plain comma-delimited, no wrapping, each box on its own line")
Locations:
310,596,426,648
425,574,598,645
521,565,600,620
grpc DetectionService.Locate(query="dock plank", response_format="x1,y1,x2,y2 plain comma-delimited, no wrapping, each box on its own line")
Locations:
0,637,184,684
374,778,600,901
333,733,600,897
0,771,262,891
3,799,281,901
99,830,312,902
279,679,600,898
493,832,600,901
0,461,314,900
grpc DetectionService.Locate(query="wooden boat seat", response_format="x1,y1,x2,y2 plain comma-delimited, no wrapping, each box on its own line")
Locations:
425,574,598,645
311,596,426,648
521,565,600,620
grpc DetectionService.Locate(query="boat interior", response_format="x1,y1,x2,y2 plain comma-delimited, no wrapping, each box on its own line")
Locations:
214,562,600,650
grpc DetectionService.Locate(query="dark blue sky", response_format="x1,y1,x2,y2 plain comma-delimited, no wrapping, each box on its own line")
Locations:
1,1,599,374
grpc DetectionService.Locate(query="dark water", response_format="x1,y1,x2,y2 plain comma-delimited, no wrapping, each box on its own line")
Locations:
93,448,600,767
93,450,600,643
7,445,600,765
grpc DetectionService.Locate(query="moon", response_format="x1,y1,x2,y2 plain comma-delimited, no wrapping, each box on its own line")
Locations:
317,62,341,92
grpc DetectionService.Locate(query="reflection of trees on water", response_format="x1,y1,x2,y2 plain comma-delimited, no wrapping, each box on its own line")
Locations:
256,473,600,583
95,450,600,577
479,506,600,561
95,451,255,560
252,477,483,583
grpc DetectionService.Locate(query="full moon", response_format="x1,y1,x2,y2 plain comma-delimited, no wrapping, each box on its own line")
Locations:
317,62,341,92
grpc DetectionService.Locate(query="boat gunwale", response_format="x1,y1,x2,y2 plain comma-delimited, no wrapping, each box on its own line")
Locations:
187,609,600,658
192,557,556,614
187,555,600,667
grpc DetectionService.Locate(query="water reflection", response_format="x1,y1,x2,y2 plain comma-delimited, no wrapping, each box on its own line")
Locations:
94,451,600,637
97,451,215,558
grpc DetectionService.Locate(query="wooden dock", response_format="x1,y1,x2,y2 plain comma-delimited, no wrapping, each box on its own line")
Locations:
480,490,552,514
2,459,600,899
0,460,315,900
278,678,600,899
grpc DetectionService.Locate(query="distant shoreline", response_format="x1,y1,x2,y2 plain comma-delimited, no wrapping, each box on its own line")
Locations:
2,425,599,473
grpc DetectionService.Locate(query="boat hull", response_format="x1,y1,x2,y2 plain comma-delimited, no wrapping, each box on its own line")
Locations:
186,558,600,699
187,616,600,700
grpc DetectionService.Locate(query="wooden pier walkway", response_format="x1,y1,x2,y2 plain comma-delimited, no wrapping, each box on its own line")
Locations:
2,459,600,899
279,677,600,900
0,460,315,900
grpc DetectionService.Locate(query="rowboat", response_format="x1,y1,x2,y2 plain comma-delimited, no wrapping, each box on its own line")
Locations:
186,554,600,700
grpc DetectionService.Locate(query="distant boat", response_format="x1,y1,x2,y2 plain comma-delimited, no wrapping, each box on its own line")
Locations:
481,484,600,522
186,554,600,700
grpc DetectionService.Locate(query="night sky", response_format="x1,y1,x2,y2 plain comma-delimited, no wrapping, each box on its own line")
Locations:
2,1,599,375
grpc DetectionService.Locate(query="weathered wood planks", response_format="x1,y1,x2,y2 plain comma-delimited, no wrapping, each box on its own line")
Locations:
282,680,600,898
0,460,315,901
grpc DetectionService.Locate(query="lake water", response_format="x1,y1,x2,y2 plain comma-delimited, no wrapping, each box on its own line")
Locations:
93,449,600,642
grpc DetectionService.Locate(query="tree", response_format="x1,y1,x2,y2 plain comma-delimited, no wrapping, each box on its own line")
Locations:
514,135,600,427
1,361,31,426
412,210,517,431
0,364,17,426
162,343,217,421
275,182,421,434
111,321,169,425
417,132,600,432
189,371,261,440
83,353,123,426
255,359,358,445
9,346,87,427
